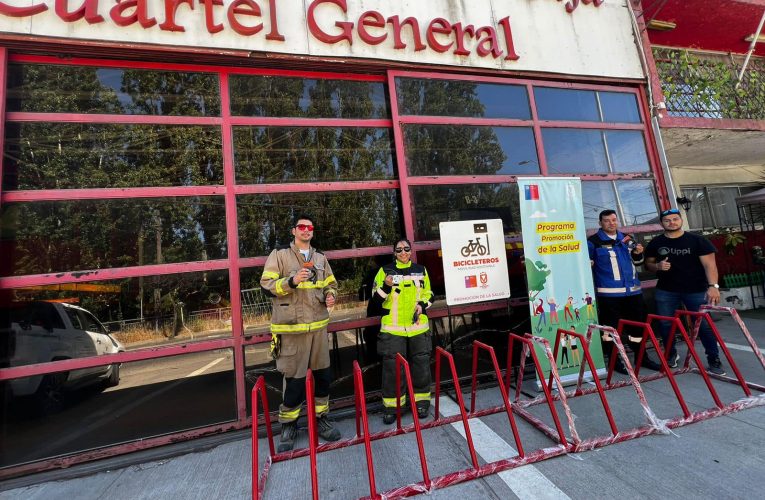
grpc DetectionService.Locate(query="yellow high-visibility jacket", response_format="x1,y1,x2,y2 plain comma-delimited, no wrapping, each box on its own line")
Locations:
372,261,433,337
260,243,338,334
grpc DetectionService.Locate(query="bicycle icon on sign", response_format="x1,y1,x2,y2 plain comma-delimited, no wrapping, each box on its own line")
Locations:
461,237,488,257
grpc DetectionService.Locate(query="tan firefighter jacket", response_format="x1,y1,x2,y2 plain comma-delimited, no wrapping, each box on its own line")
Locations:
260,242,338,334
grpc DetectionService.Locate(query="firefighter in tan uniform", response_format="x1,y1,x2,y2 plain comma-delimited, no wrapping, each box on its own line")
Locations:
260,215,341,452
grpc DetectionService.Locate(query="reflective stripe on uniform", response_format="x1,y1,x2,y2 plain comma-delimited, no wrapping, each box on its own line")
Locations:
279,407,301,421
271,318,330,333
376,288,388,299
262,271,280,280
296,275,337,289
382,396,407,408
315,403,329,415
275,278,290,296
608,249,621,281
414,392,430,402
627,335,643,343
380,320,429,336
596,285,642,294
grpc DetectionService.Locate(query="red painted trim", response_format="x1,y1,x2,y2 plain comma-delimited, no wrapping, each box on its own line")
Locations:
0,48,8,210
6,112,222,125
0,421,243,481
407,175,518,185
2,186,226,202
527,82,549,175
396,115,534,127
539,120,644,130
9,54,386,82
228,117,392,127
233,180,398,195
387,70,643,95
240,245,396,268
220,72,249,422
0,260,230,288
388,71,416,245
659,116,765,131
0,338,234,381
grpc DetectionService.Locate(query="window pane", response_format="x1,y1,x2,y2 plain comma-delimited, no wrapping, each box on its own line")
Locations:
410,183,520,241
3,123,223,190
0,198,227,276
682,187,714,230
534,87,599,122
402,125,538,176
237,190,402,256
543,129,608,173
1,270,233,356
395,78,531,119
617,180,659,225
229,76,388,119
599,92,641,123
581,181,617,229
709,187,741,227
1,350,235,468
606,131,650,173
6,64,220,115
233,127,394,183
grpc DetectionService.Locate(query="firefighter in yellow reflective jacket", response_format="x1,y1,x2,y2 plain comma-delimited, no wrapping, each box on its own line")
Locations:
372,238,434,424
260,215,340,452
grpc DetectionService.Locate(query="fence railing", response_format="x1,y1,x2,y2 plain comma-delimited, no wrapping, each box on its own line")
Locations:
653,47,765,120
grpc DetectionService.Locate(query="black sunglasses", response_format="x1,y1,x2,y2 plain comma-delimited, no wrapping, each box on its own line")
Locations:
660,208,681,218
394,247,411,253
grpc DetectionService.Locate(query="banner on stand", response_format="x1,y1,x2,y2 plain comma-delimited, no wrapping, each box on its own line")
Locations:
517,177,605,385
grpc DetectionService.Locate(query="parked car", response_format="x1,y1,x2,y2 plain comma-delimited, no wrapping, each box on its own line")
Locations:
1,301,125,414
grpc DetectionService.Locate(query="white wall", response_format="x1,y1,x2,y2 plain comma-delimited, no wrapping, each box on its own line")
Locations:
0,0,644,79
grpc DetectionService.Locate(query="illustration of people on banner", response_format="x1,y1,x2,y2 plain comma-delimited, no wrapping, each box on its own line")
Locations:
519,177,606,382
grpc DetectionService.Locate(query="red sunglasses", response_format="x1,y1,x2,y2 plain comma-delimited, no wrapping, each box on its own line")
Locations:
296,224,314,231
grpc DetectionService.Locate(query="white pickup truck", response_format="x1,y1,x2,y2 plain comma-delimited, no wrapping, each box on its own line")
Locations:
1,301,124,414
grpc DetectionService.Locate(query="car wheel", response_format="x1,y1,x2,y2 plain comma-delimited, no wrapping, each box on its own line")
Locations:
104,363,120,388
32,372,68,415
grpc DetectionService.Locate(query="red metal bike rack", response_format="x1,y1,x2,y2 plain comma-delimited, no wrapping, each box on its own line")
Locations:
250,307,765,499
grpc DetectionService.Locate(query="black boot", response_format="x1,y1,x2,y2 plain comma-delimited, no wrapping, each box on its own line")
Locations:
278,421,298,452
629,340,661,371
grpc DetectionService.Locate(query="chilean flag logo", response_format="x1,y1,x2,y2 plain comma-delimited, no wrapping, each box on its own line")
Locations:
524,184,539,200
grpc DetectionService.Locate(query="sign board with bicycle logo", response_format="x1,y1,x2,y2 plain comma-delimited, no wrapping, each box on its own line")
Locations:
439,219,511,305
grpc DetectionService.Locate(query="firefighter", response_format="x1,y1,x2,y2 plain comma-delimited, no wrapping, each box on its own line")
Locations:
260,215,341,452
372,239,434,424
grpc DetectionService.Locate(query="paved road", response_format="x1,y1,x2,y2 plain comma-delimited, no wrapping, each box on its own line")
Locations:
2,311,765,499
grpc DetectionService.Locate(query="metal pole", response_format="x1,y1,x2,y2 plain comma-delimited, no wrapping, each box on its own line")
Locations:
736,9,765,87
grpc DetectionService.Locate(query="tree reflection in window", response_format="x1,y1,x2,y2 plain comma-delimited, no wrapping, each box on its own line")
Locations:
234,127,394,183
237,190,402,257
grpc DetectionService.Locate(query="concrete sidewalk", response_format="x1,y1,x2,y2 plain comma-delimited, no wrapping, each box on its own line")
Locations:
2,310,765,500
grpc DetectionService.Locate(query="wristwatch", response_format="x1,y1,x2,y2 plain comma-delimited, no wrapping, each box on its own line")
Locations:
708,283,719,289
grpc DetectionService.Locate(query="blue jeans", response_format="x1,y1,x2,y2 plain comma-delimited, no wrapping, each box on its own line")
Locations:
654,289,719,361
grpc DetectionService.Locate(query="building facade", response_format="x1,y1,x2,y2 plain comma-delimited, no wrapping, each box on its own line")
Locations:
0,0,670,477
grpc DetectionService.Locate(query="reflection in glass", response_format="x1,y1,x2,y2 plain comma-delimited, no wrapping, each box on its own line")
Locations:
606,131,650,173
0,198,227,276
233,127,394,183
411,183,520,241
395,78,531,119
6,63,220,115
237,191,402,256
239,256,389,334
599,92,641,123
617,180,659,226
1,270,232,351
581,181,617,229
0,351,235,468
403,125,538,176
3,123,223,190
543,129,608,173
682,187,713,230
229,75,388,118
534,87,599,122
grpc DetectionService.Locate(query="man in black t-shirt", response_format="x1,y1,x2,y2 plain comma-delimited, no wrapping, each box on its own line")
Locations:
645,208,725,375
